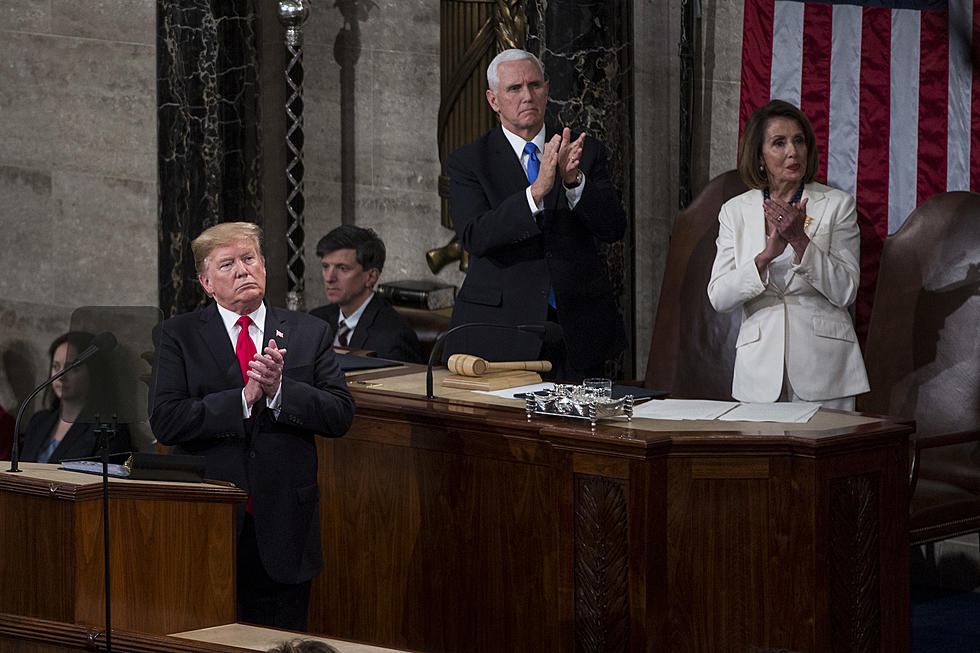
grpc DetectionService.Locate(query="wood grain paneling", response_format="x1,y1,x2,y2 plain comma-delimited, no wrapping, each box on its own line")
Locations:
305,386,911,653
0,468,243,636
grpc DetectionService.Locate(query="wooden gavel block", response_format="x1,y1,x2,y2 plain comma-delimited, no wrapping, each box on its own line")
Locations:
447,354,552,377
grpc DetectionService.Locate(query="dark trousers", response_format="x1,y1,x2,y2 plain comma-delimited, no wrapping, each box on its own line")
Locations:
236,513,312,631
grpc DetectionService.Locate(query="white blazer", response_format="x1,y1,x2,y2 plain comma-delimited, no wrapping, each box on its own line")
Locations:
707,182,870,403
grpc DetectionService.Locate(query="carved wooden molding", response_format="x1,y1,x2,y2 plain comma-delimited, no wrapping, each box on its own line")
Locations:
829,473,881,652
574,473,630,652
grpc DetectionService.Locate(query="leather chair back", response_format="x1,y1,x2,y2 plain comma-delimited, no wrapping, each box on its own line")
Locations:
394,306,451,362
859,191,980,438
645,170,747,399
859,191,980,545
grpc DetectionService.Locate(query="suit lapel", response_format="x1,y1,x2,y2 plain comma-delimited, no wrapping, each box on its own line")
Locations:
783,184,826,287
800,185,828,237
348,296,379,350
198,303,242,388
741,190,767,258
490,126,532,194
263,305,289,352
52,422,93,461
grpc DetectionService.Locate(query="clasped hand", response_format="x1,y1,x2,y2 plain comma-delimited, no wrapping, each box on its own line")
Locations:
530,127,585,205
244,339,286,406
762,196,809,255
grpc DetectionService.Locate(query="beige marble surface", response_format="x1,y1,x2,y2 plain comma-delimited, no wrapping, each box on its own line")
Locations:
0,461,242,495
172,623,419,653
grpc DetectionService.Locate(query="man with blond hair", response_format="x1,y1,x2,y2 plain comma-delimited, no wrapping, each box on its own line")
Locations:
150,221,355,630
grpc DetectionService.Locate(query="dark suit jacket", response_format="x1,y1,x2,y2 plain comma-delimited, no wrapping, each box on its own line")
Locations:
445,125,627,372
20,408,132,463
310,294,424,364
148,302,355,585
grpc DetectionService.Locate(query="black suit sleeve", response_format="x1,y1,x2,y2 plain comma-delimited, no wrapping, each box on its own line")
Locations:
565,138,626,244
447,146,542,258
277,323,355,435
149,321,250,446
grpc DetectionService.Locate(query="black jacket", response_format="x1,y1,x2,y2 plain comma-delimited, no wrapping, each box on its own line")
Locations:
149,302,355,584
445,125,626,372
310,294,424,364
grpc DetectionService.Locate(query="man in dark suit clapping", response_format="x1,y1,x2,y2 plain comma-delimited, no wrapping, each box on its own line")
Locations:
445,49,626,381
149,222,355,630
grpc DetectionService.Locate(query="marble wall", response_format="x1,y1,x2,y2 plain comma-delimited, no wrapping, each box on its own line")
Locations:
297,0,464,311
528,0,635,376
157,0,262,316
0,0,748,424
0,0,158,416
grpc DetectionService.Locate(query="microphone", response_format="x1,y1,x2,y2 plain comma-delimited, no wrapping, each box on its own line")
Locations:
425,323,549,399
8,331,117,473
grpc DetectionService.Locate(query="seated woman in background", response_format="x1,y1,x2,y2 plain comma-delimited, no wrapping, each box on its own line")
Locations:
707,100,869,409
20,331,131,463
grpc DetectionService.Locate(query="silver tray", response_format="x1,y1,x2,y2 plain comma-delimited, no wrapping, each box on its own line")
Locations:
524,383,634,427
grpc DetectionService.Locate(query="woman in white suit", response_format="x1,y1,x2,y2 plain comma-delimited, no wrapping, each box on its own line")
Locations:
708,100,869,408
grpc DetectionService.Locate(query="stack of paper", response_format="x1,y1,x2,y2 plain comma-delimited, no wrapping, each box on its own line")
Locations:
717,402,820,423
631,399,739,420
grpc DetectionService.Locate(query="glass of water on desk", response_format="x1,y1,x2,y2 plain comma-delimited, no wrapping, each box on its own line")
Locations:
583,378,612,398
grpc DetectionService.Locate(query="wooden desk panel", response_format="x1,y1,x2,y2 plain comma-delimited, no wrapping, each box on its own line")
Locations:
0,465,245,635
309,376,911,653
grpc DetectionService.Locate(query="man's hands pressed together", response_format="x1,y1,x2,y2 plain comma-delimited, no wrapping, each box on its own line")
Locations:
530,128,585,205
244,339,287,407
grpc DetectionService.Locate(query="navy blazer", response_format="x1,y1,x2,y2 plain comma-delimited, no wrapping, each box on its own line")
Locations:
445,125,627,372
149,302,355,584
310,294,424,364
20,408,132,464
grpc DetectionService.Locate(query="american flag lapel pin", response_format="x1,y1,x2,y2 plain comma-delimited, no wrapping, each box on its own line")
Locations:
276,329,284,338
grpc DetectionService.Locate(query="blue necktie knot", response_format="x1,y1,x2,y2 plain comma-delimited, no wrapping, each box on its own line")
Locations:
524,142,540,183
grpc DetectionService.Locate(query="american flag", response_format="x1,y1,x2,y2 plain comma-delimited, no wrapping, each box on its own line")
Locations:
739,0,979,340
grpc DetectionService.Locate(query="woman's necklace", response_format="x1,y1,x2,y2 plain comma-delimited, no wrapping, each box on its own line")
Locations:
763,182,805,204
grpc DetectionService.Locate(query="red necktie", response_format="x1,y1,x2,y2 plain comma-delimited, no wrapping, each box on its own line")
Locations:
336,320,350,347
236,315,257,515
236,316,256,385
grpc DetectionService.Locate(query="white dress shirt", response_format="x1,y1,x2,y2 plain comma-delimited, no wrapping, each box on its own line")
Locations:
333,291,374,347
215,301,282,418
499,125,585,215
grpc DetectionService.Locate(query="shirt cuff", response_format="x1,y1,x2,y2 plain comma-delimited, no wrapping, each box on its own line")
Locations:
525,186,544,215
266,384,283,420
240,389,251,419
564,171,585,209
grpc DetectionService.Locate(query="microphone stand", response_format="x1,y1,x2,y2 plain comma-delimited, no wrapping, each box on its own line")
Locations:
95,414,117,652
425,323,548,399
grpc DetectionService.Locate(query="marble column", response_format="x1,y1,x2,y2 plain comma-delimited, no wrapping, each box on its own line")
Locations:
157,0,262,316
527,0,635,378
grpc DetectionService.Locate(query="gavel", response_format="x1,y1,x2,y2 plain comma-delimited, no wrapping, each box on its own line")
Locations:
447,354,552,377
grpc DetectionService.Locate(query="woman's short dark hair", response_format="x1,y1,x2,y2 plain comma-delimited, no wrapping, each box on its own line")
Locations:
737,99,819,189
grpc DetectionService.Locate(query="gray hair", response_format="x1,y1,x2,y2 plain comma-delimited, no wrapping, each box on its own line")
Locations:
486,49,545,92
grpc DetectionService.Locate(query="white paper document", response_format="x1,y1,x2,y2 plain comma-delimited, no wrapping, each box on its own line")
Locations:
631,399,739,420
717,402,820,423
476,382,555,398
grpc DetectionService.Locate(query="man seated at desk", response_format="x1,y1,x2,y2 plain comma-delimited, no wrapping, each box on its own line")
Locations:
310,225,424,364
